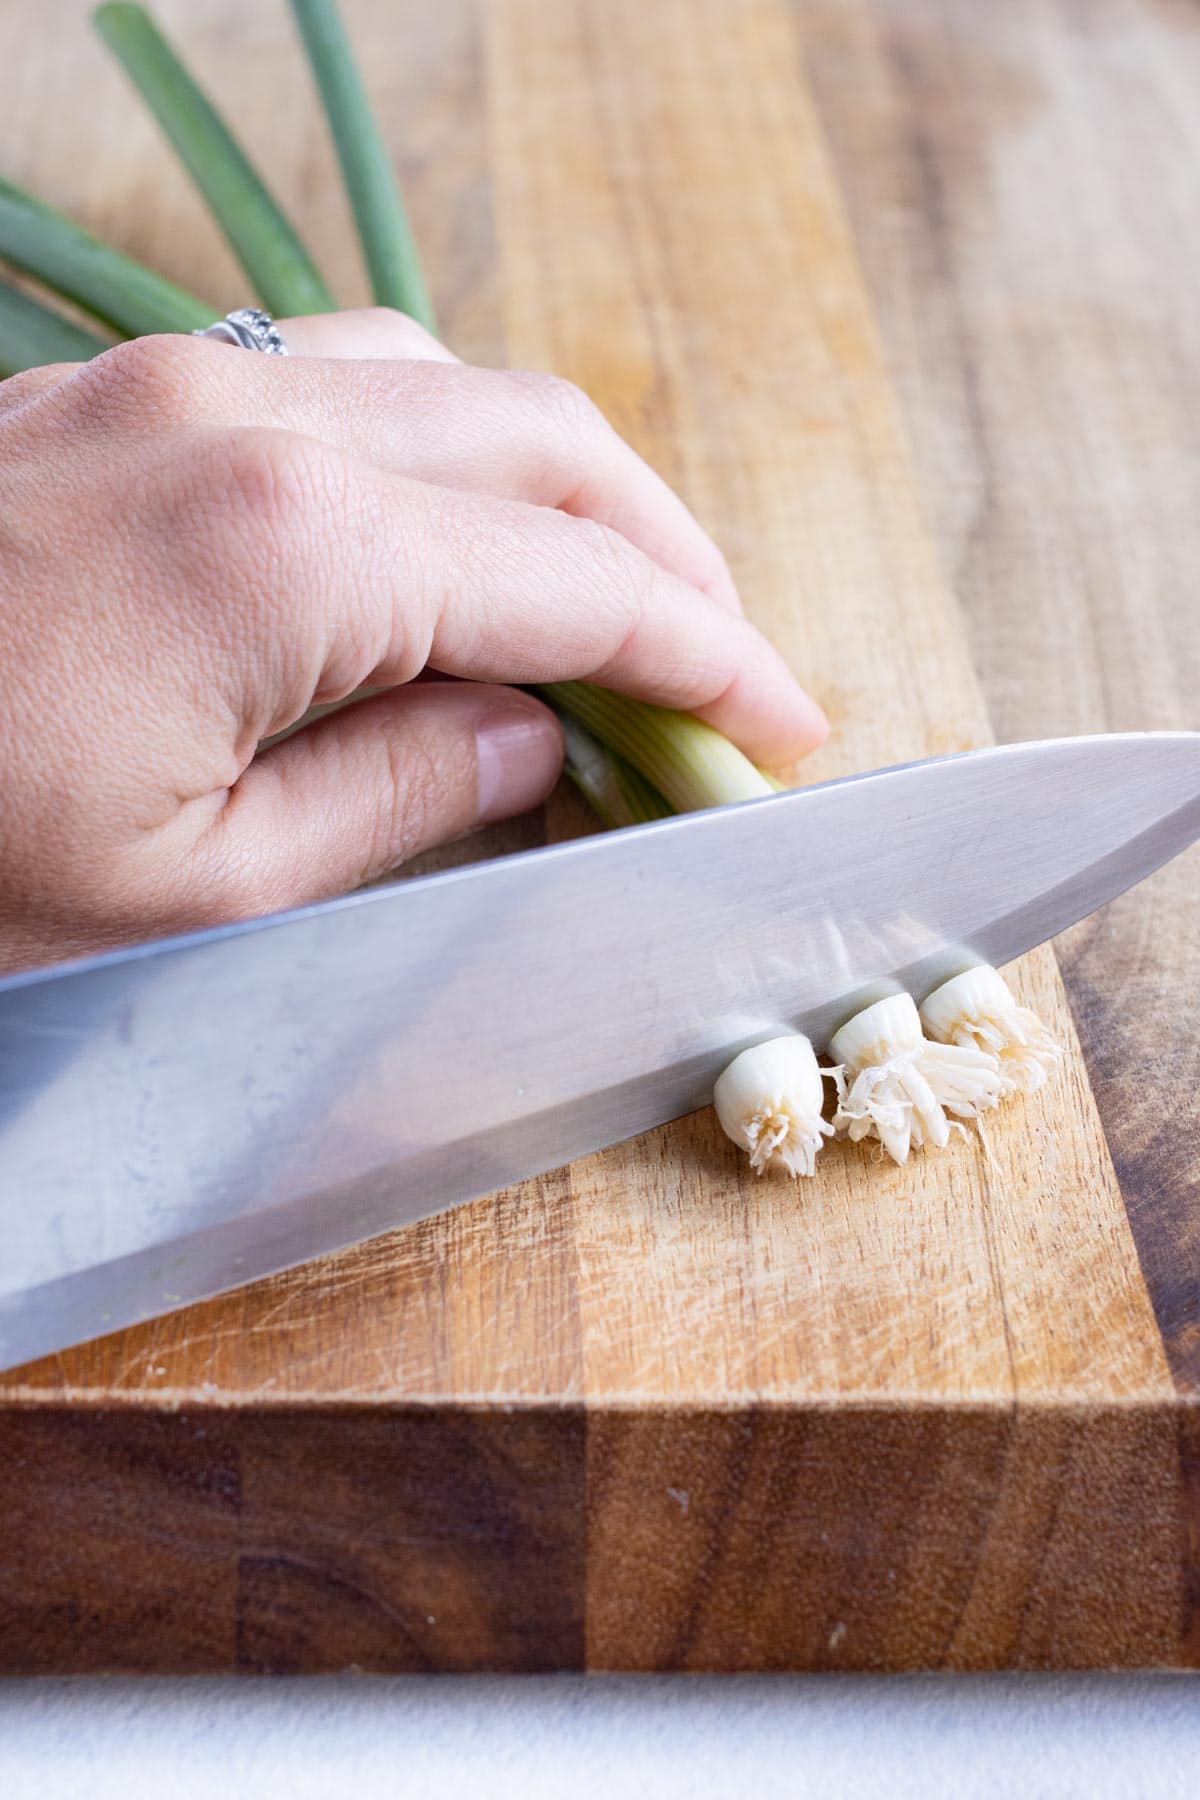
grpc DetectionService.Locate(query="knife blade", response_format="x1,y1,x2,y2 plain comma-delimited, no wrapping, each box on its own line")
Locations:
2,730,1198,1370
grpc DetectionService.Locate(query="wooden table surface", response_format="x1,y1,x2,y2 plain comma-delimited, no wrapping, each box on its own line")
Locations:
0,0,1197,1673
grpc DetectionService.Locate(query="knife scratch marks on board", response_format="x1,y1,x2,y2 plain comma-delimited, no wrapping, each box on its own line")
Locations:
105,1324,248,1391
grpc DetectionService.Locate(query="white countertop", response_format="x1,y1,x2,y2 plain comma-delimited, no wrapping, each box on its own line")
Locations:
2,1674,1198,1798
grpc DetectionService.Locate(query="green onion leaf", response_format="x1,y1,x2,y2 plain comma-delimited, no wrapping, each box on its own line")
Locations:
0,176,213,335
93,2,335,318
0,277,113,375
539,683,776,813
289,0,435,329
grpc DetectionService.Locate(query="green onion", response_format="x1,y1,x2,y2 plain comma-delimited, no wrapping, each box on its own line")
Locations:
0,278,112,375
289,0,435,329
714,1035,834,1178
830,993,1006,1166
0,176,213,335
93,3,335,317
919,964,1062,1096
608,744,675,826
537,682,776,813
557,714,672,830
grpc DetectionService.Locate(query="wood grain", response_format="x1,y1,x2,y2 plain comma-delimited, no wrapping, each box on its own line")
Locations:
0,0,1196,1671
800,0,1200,1397
0,1403,585,1674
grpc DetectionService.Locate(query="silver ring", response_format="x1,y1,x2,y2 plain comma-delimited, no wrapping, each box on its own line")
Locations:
193,307,289,356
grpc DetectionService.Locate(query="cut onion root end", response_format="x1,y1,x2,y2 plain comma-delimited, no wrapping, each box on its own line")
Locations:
713,971,1062,1177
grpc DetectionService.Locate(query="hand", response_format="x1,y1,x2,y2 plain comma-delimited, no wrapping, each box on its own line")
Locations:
0,308,827,972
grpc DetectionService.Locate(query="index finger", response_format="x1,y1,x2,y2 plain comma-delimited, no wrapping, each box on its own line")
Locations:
272,308,740,613
201,434,827,768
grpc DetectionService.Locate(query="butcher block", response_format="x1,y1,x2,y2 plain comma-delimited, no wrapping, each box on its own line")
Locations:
0,0,1198,1672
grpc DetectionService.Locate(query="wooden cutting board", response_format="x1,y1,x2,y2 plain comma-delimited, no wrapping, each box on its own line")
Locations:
1,0,1197,1672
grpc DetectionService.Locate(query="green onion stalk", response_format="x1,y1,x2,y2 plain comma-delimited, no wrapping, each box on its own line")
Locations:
537,682,777,813
289,0,435,329
556,714,673,830
0,277,113,375
0,176,213,336
93,2,336,317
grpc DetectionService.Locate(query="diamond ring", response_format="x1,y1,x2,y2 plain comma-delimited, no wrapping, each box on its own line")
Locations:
193,307,289,356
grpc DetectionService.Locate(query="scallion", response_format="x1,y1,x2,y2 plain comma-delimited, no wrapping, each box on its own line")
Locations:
0,176,213,335
919,964,1062,1095
537,682,775,813
557,714,672,830
713,1034,836,1179
289,0,435,329
830,993,1004,1166
93,2,335,317
0,278,112,375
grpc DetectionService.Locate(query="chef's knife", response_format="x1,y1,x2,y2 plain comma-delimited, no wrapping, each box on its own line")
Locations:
2,731,1198,1371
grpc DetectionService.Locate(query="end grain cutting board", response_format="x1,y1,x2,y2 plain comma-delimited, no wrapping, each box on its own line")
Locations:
0,0,1197,1672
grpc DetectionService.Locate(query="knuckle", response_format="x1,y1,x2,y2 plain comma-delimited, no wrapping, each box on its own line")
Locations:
569,514,657,652
568,510,642,581
510,369,600,435
156,428,355,696
546,507,651,655
209,426,347,538
378,729,441,871
73,333,215,422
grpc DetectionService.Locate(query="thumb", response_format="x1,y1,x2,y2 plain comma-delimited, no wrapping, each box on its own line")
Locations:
195,682,563,915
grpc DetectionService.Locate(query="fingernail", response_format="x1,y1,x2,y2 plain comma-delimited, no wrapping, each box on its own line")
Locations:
475,700,564,826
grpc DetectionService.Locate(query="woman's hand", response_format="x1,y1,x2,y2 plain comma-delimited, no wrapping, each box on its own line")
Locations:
0,307,827,972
